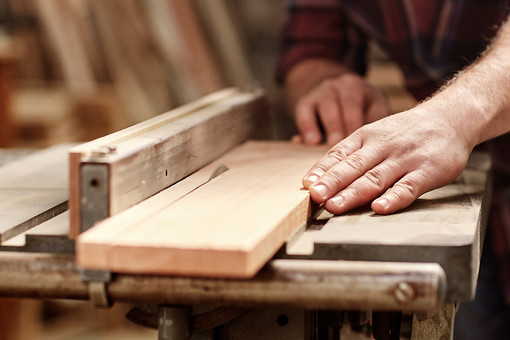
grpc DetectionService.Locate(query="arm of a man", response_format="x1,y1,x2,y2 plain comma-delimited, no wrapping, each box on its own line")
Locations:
277,1,389,145
303,18,510,214
285,59,389,145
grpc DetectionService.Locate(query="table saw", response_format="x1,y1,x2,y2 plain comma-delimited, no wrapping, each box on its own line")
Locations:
0,88,491,340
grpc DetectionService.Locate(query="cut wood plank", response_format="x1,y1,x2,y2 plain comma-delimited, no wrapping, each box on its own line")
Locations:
77,141,328,278
0,144,73,244
2,211,69,247
69,88,269,238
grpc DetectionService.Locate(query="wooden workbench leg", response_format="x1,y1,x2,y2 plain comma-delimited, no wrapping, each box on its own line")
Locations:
410,303,459,340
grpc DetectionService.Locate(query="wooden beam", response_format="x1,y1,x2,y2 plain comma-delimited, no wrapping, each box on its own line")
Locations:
69,88,269,238
77,141,328,278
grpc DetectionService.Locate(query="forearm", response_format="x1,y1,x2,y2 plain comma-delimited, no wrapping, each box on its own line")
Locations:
421,19,510,150
284,58,353,109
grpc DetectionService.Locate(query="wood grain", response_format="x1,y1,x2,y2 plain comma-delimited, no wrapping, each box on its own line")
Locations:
77,141,327,278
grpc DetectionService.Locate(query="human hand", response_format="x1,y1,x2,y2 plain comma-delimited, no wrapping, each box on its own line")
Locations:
293,73,389,145
302,105,474,214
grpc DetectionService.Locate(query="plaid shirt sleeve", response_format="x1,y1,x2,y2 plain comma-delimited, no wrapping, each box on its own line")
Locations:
275,0,369,84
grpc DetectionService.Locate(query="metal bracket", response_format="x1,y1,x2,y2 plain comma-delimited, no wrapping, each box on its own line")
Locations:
80,163,110,233
80,269,113,308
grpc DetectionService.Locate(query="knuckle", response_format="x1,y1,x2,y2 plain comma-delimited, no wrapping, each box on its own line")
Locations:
393,179,418,199
343,154,365,175
326,145,350,162
363,168,385,190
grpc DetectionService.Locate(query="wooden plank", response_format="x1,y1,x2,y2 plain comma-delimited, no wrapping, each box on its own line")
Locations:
192,0,254,87
0,53,16,147
0,144,73,244
77,141,328,278
0,143,72,189
69,88,269,238
2,211,69,247
165,0,226,95
285,152,491,301
35,0,96,93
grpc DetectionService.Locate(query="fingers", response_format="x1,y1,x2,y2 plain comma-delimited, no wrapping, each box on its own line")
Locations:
295,85,346,145
337,87,363,136
371,171,430,214
295,100,322,145
302,135,362,188
322,159,402,213
294,74,389,146
316,90,345,144
306,142,385,203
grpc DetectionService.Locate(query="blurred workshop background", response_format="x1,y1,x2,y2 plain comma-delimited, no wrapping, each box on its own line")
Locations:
0,1,416,339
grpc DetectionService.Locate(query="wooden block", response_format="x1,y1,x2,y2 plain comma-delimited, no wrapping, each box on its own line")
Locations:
77,141,328,278
0,54,16,147
69,88,269,238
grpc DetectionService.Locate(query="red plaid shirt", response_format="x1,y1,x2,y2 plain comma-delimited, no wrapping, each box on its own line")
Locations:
277,0,510,100
277,0,510,302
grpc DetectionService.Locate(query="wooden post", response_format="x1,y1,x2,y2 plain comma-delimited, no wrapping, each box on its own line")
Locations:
0,54,16,147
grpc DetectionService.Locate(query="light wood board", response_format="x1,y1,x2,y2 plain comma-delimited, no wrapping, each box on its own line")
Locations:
77,141,328,278
0,144,73,243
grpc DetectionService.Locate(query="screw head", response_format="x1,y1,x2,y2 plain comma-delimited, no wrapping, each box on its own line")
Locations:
394,282,415,303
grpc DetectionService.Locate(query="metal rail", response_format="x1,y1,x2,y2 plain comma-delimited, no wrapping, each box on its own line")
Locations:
0,252,445,312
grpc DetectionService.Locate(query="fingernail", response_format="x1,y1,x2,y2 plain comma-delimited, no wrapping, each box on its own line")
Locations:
304,174,319,184
375,197,389,209
311,184,328,199
329,194,345,207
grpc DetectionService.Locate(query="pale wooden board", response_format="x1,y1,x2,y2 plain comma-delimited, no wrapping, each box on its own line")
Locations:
0,143,72,190
77,141,328,278
0,144,73,243
2,211,69,247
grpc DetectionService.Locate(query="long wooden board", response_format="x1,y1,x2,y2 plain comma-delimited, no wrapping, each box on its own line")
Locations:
69,88,268,238
77,141,328,278
0,144,73,244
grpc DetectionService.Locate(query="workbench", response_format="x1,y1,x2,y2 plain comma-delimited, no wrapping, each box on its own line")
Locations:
0,89,492,340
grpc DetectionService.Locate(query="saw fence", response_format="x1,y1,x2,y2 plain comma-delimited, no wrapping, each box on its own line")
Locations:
0,88,492,340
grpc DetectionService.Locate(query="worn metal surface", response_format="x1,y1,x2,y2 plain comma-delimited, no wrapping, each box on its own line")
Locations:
158,306,191,340
0,253,445,312
80,164,110,232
